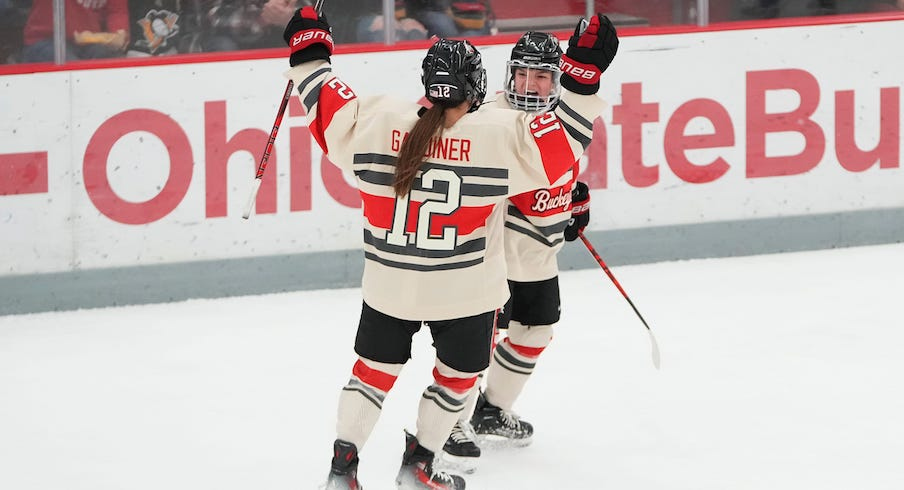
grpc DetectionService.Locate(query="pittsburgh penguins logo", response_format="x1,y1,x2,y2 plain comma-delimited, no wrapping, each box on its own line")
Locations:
137,9,180,54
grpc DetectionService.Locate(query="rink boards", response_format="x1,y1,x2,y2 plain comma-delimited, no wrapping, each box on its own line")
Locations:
1,17,902,314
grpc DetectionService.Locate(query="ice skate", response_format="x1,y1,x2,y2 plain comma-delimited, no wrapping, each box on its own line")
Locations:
470,391,533,448
323,440,363,490
396,431,466,489
438,420,481,474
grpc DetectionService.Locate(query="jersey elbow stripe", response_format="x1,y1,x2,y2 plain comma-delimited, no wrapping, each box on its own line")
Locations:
507,205,571,232
557,100,594,132
504,221,565,248
561,120,592,149
297,67,331,112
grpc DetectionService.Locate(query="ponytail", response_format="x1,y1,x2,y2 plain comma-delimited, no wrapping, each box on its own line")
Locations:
394,104,446,196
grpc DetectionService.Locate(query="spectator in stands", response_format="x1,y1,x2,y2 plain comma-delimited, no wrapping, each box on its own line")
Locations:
836,0,904,12
872,0,904,10
745,0,839,18
126,0,204,56
322,0,427,44
22,0,130,63
1,0,32,63
203,0,309,51
404,0,492,38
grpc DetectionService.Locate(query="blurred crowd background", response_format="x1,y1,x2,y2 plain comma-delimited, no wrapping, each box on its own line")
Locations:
1,0,902,66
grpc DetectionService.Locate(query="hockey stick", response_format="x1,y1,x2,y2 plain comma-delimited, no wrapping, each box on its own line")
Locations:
242,0,326,220
578,231,661,370
242,79,294,219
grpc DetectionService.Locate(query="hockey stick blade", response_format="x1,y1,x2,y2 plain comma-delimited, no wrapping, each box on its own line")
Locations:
578,231,661,369
243,0,327,219
241,178,262,219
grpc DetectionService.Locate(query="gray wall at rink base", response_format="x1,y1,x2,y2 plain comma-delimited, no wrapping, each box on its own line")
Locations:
2,207,903,316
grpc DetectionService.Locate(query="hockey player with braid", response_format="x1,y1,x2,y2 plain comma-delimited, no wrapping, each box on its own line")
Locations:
442,29,616,469
281,7,615,489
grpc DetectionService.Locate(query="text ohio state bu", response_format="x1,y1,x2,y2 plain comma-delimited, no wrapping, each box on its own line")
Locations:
291,29,334,53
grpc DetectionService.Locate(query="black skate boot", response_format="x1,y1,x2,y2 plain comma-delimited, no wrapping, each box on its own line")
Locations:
324,439,363,490
439,420,481,474
470,391,533,447
396,431,466,489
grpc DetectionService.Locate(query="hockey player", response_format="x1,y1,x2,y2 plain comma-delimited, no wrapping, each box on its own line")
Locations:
281,7,617,489
441,31,601,471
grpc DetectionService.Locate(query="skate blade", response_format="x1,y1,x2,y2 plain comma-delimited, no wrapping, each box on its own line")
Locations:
436,451,479,474
475,434,533,449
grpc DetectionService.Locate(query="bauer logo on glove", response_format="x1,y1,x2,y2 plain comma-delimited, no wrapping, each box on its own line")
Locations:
564,181,590,242
559,58,600,83
559,14,619,95
290,29,333,52
283,6,334,66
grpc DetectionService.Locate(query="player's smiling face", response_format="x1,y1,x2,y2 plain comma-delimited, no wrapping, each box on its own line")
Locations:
513,67,554,98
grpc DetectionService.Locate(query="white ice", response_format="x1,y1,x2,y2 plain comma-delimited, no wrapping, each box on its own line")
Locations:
2,244,903,490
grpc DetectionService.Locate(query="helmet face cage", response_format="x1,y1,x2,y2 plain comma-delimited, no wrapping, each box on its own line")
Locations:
422,39,487,113
505,31,563,113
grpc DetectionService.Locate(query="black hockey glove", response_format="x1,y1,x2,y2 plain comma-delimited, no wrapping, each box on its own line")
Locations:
283,6,333,67
560,14,619,95
564,181,590,242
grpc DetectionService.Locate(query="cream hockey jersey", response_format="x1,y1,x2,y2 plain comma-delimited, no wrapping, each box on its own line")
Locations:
286,61,604,322
485,96,578,283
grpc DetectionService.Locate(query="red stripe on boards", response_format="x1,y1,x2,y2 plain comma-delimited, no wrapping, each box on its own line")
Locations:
0,152,48,195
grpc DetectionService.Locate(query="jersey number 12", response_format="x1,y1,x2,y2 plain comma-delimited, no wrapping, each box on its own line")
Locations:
385,168,463,251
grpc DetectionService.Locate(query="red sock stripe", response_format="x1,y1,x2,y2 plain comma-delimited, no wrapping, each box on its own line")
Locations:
432,368,478,394
351,360,398,393
502,337,545,358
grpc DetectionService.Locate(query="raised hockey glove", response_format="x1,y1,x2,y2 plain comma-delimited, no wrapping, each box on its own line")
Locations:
283,6,333,67
564,181,590,242
560,14,619,95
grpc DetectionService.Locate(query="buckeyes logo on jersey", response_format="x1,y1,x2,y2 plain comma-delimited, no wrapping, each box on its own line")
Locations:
530,187,572,213
136,9,180,54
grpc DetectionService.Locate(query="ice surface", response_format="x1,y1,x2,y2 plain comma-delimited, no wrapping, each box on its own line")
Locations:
2,244,903,489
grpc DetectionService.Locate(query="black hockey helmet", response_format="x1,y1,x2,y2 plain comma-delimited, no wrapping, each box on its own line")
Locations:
421,38,487,113
505,31,563,112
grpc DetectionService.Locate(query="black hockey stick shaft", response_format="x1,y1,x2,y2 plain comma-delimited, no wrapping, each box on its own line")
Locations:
578,231,661,369
243,0,326,219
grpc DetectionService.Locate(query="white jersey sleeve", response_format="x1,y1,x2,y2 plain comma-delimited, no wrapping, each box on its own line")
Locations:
483,97,580,282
